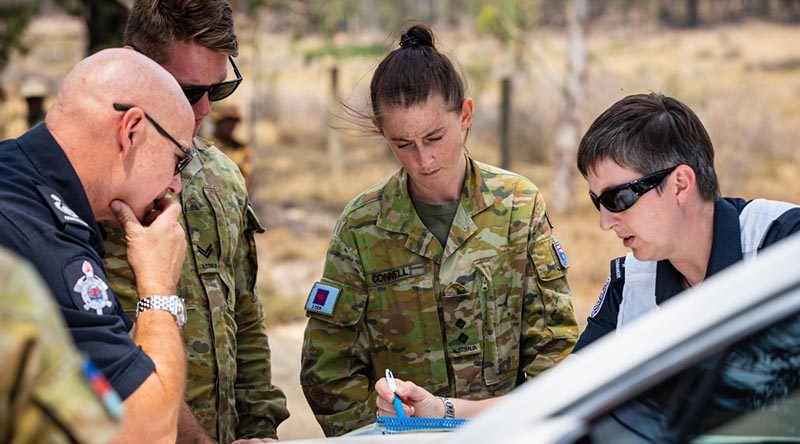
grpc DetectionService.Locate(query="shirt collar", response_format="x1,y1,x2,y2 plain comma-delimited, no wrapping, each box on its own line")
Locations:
18,123,106,253
655,198,744,304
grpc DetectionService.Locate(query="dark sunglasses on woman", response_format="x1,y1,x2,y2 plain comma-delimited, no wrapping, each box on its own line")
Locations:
589,166,678,213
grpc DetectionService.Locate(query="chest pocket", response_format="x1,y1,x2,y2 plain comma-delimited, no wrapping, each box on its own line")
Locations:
184,187,234,308
365,265,434,385
475,246,524,387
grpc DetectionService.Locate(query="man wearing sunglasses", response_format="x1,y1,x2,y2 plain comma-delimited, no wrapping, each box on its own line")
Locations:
0,48,195,441
573,93,800,353
102,1,289,443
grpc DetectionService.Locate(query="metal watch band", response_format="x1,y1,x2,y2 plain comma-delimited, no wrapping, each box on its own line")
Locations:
136,295,186,329
437,396,455,419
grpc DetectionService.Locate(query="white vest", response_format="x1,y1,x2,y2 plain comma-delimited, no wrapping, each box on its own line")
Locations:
617,199,798,329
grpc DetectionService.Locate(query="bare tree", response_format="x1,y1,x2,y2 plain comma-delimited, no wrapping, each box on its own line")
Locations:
551,0,588,214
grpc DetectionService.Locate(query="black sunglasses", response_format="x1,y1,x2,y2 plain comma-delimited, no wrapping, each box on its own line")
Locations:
113,103,195,175
180,56,243,105
589,166,678,213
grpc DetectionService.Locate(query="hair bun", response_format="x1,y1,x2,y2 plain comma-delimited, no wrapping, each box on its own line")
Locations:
399,25,434,49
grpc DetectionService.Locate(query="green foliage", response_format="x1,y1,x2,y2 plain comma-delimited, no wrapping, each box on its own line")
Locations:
302,42,384,64
0,2,41,73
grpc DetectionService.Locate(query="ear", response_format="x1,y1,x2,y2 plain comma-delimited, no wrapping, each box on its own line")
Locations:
116,107,146,157
371,117,383,136
672,164,696,206
460,97,474,131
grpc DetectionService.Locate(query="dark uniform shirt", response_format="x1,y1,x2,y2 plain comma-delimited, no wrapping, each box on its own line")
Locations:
0,124,154,399
574,197,800,352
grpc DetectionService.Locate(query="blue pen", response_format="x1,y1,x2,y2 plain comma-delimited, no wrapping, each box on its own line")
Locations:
385,369,406,418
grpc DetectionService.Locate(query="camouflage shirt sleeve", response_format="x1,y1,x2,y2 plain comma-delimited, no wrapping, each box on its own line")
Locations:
233,202,290,439
300,227,374,437
521,191,578,379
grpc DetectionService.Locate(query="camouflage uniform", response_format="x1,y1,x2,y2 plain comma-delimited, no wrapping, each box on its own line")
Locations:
301,156,578,436
208,135,253,189
103,138,289,442
0,248,120,443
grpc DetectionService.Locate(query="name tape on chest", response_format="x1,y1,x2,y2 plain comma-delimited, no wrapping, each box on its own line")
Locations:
367,263,426,287
305,282,341,316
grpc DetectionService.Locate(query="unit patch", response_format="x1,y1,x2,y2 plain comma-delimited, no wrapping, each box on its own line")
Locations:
367,263,426,287
552,241,569,269
65,258,114,315
305,282,342,316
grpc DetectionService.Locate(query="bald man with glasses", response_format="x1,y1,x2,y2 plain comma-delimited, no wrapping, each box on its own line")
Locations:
101,1,289,443
0,48,195,442
573,92,800,352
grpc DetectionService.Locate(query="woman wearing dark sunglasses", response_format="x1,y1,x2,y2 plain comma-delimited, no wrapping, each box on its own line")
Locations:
572,92,800,353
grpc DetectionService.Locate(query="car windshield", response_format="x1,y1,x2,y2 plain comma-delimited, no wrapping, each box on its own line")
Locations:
590,310,800,443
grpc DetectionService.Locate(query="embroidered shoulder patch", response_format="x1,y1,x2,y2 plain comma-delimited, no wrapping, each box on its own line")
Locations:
64,258,114,315
590,277,611,318
552,241,569,269
37,186,89,228
305,282,341,316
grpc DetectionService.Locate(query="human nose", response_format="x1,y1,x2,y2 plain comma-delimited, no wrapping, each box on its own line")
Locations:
416,144,435,170
192,93,212,120
598,206,618,231
167,173,182,195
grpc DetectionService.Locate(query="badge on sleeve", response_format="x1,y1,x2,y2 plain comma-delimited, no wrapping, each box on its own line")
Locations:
552,241,569,269
305,282,341,316
65,258,114,315
82,358,123,419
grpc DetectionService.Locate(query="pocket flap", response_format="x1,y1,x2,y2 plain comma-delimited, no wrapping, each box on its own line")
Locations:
305,280,366,327
530,238,568,281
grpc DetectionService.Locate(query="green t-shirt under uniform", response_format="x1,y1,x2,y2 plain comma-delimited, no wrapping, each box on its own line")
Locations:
412,198,460,248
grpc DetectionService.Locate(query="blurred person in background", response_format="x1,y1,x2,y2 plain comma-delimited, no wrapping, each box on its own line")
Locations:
572,92,800,352
0,48,194,442
20,78,48,129
300,24,578,436
102,1,289,442
209,103,253,190
0,246,121,444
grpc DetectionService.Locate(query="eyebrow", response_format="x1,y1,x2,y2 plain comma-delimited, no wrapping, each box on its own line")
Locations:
389,126,445,142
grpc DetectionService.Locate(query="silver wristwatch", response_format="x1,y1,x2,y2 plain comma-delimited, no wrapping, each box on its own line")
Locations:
437,396,455,419
136,295,186,329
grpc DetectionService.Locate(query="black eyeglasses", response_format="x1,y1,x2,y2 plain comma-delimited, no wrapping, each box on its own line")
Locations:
589,166,678,213
180,56,242,105
113,103,195,175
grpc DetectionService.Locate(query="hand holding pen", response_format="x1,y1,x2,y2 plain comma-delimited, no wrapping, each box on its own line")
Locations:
374,371,444,418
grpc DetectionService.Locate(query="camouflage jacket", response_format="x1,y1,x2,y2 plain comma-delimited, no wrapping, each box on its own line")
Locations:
209,135,253,190
301,156,578,436
103,138,289,442
0,248,120,444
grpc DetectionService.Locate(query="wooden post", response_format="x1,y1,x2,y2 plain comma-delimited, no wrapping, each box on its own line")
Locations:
327,65,344,177
500,76,512,170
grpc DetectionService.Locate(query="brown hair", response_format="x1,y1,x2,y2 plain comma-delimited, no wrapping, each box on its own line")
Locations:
370,24,465,128
577,92,720,201
124,0,238,64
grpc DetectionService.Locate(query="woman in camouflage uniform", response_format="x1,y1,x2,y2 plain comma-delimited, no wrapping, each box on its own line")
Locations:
300,24,578,436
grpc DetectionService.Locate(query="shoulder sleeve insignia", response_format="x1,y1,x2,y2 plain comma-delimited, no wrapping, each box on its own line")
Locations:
82,358,123,420
552,241,569,269
590,277,611,318
65,258,114,315
305,281,341,316
37,185,89,228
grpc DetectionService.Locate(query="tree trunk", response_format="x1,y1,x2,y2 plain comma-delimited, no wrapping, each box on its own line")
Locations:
551,0,588,215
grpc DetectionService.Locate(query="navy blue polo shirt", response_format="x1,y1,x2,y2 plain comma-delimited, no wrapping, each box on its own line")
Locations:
0,124,154,399
574,197,800,353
